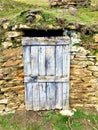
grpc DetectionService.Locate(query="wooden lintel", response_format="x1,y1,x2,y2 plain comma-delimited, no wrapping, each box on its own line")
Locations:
22,37,70,46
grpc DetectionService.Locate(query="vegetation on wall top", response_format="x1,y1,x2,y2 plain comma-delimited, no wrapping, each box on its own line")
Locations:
0,0,98,28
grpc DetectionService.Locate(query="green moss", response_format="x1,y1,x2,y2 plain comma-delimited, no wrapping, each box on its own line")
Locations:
41,11,57,26
12,40,21,47
92,49,98,55
73,43,82,47
0,30,6,45
81,35,94,42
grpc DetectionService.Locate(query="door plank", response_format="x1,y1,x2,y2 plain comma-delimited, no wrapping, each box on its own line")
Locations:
31,46,38,76
23,46,31,76
63,46,70,78
45,46,55,76
46,83,56,109
39,83,46,109
39,46,45,76
55,83,63,109
63,82,69,109
32,83,39,110
56,46,63,76
25,83,33,110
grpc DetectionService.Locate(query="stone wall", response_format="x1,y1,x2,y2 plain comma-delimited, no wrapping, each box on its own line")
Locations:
0,31,98,115
50,0,90,7
70,32,98,110
0,46,24,115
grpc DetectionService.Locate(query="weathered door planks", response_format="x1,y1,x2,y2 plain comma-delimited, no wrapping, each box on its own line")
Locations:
32,83,40,110
22,37,70,110
23,46,31,76
25,82,33,110
39,46,45,76
31,46,39,76
63,82,69,109
56,46,63,76
55,83,63,109
45,46,55,76
39,83,46,109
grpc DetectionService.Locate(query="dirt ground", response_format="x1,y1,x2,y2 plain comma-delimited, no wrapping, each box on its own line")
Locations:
6,108,98,130
9,110,54,130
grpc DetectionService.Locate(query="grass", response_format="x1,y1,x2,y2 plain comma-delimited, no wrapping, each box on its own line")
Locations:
0,0,98,27
0,109,98,130
0,0,33,18
0,0,49,19
0,114,19,130
40,109,98,130
13,0,49,6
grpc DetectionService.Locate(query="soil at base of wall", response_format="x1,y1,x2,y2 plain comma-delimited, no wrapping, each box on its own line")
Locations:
1,108,98,130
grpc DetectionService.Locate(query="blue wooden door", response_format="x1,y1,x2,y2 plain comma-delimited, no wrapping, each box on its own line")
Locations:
22,37,70,110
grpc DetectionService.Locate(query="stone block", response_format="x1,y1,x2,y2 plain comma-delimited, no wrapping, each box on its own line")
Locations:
78,61,94,67
5,107,16,112
71,68,92,77
18,104,25,110
95,91,98,97
11,86,24,95
6,31,23,38
0,99,8,104
93,72,98,77
7,102,18,109
19,24,30,29
0,104,5,111
0,73,3,80
3,46,22,58
1,87,11,92
0,80,4,85
88,66,98,71
94,34,98,43
2,60,21,67
2,22,9,29
3,42,12,49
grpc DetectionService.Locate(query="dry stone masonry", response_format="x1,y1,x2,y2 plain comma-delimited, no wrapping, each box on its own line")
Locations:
0,29,98,114
0,46,24,115
50,0,91,7
70,32,98,110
